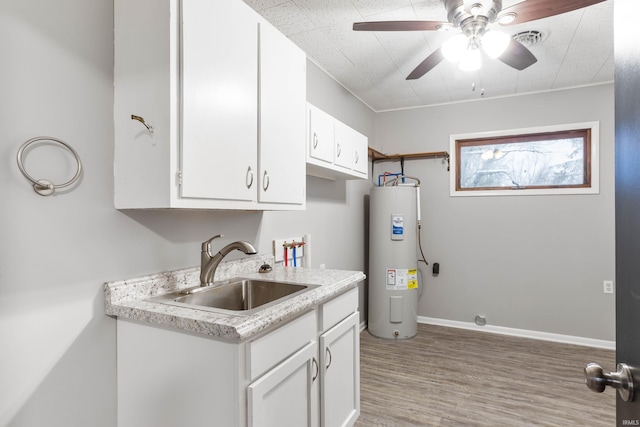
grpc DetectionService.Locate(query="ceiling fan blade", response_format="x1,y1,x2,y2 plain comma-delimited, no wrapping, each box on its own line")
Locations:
406,48,444,80
497,39,537,70
353,21,450,32
498,0,606,26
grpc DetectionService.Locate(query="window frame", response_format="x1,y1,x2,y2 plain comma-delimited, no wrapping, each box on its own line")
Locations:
449,121,600,197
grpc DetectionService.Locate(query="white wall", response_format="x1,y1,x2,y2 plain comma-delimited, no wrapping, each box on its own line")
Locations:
374,84,615,341
0,2,373,426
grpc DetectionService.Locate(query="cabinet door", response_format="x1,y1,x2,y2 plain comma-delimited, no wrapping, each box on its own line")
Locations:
320,312,360,427
351,130,368,175
248,341,319,427
307,104,335,164
180,0,258,202
335,121,368,175
334,121,354,170
258,20,306,205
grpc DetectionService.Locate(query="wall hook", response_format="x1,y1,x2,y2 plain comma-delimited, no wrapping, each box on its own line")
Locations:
131,114,152,131
131,114,156,145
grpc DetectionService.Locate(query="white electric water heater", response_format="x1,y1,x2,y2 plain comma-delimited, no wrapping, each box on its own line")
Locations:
368,184,419,339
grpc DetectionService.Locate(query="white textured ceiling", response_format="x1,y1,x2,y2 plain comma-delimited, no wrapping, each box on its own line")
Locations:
242,0,614,112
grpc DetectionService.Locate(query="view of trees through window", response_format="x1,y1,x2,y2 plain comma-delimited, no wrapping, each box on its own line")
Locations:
456,129,591,191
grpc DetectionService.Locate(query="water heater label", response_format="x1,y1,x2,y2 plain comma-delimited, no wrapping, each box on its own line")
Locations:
386,268,418,290
407,269,418,289
391,214,404,240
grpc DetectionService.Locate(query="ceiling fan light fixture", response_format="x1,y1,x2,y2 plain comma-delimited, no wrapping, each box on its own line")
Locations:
459,47,481,71
498,12,517,25
482,30,511,58
442,33,468,62
470,3,484,17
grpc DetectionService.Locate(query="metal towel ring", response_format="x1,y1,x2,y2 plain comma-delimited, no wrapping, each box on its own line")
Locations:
16,136,82,196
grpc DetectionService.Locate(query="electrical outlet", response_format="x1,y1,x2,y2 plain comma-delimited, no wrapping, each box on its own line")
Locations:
603,280,614,294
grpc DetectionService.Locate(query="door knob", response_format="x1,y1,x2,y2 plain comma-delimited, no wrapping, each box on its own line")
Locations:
584,362,635,402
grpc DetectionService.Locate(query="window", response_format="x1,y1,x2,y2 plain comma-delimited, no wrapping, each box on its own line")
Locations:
450,122,599,196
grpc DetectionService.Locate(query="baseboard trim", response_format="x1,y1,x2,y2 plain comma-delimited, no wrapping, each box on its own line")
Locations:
359,320,367,333
417,316,615,350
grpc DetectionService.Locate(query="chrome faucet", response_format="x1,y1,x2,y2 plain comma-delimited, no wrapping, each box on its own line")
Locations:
200,234,257,287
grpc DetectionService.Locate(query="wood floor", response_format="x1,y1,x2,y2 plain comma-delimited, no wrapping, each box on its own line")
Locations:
356,323,615,426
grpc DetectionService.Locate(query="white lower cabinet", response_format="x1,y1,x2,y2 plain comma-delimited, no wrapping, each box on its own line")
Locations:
320,312,360,427
318,288,361,427
117,319,246,427
116,289,360,427
248,342,319,427
247,288,360,427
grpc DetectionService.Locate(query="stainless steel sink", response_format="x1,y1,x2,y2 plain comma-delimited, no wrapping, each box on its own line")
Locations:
147,278,318,315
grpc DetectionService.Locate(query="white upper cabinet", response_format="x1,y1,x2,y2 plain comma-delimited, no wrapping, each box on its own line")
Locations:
307,104,335,165
306,103,368,181
335,120,368,176
181,0,258,203
258,19,306,205
113,0,306,210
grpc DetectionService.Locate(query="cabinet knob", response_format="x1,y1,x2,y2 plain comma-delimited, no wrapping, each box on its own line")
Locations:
246,166,254,189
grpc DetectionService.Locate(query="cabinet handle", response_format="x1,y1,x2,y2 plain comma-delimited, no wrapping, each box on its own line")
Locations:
312,357,319,382
325,347,332,370
262,170,270,191
354,151,359,164
246,166,254,189
313,132,318,149
336,143,342,157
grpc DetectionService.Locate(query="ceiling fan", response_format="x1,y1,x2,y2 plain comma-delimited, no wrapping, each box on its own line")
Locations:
353,0,606,80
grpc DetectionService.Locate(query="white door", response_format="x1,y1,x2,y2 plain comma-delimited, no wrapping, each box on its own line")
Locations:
319,312,360,427
248,342,319,427
180,0,258,202
258,20,306,205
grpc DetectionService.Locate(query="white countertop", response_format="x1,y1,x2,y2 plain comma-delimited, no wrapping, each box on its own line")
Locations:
104,255,365,342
